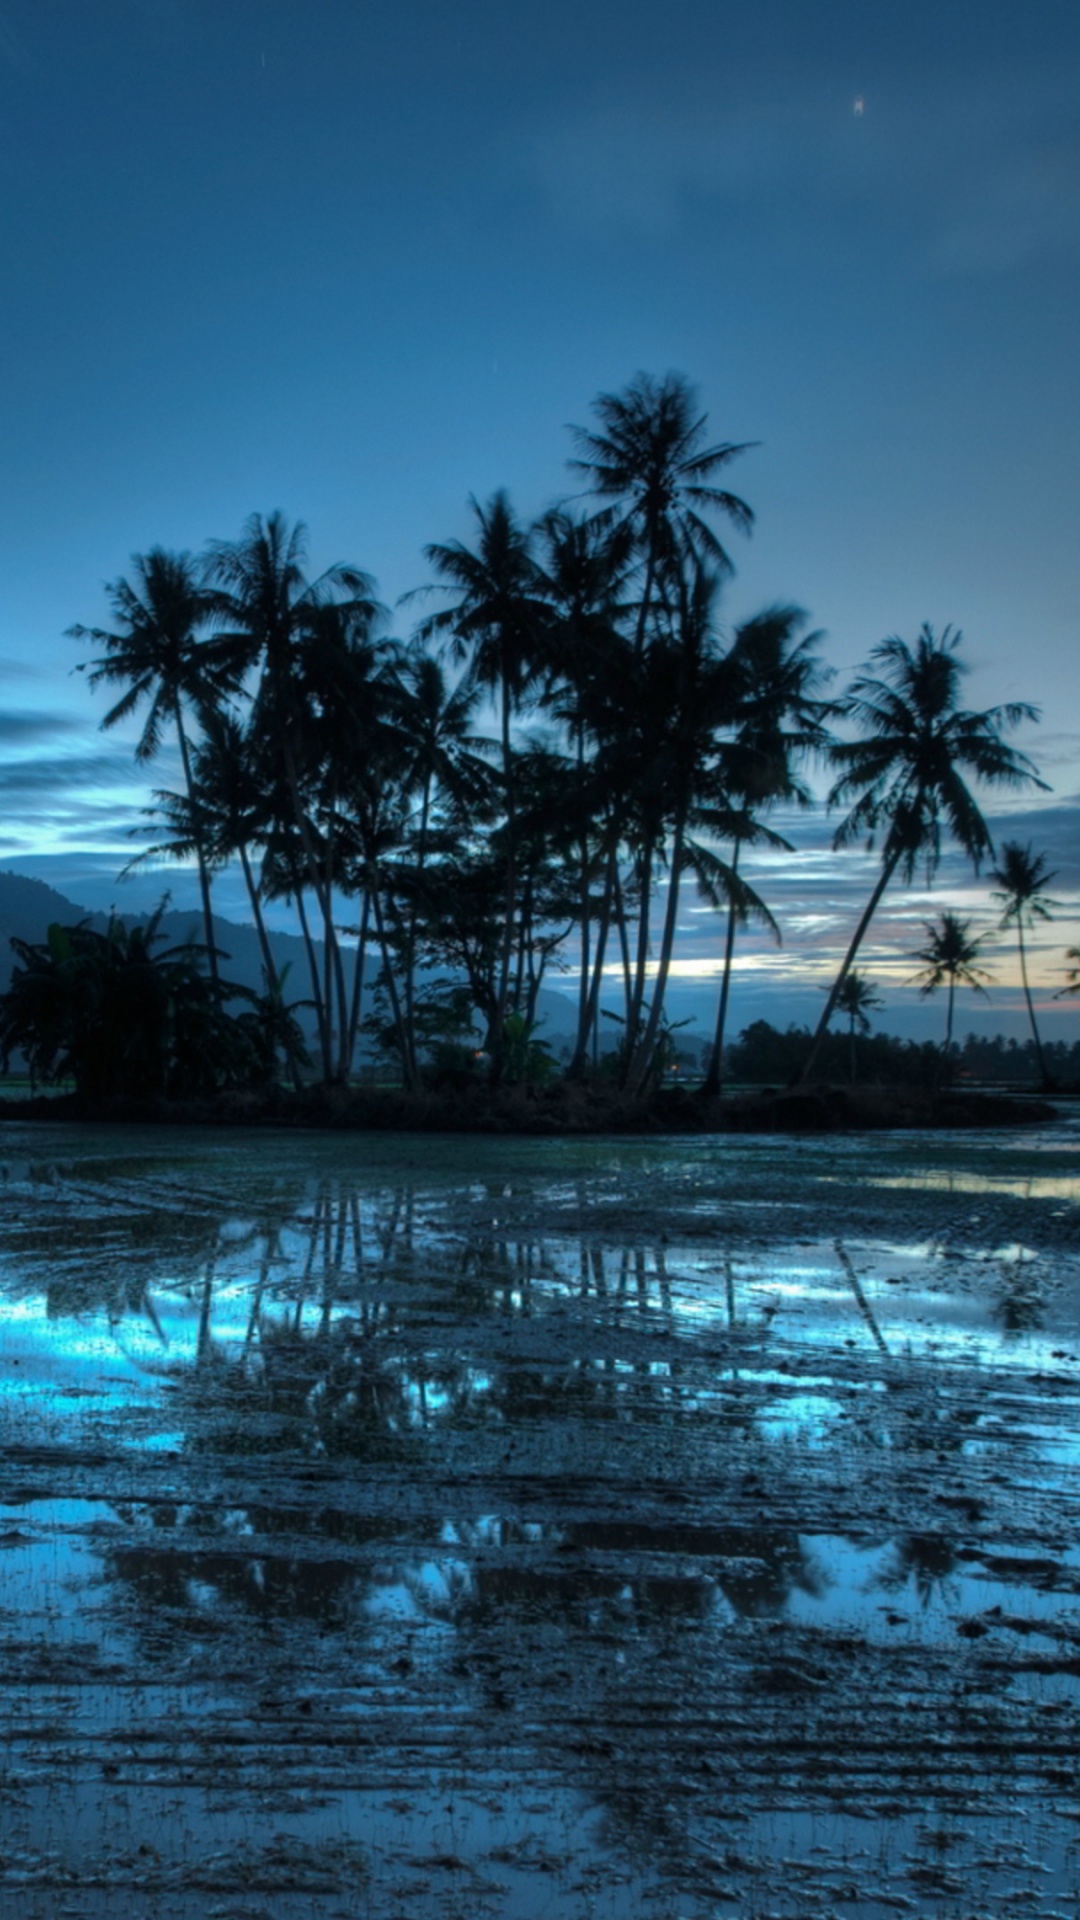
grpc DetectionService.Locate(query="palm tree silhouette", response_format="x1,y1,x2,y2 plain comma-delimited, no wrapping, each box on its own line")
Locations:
798,624,1043,1084
569,371,754,654
909,911,993,1077
991,841,1059,1087
70,548,238,984
413,491,551,1074
204,512,384,1079
699,605,831,1097
833,969,883,1083
534,508,633,1075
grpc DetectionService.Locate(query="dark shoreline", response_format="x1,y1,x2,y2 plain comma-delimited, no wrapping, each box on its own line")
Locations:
0,1081,1062,1135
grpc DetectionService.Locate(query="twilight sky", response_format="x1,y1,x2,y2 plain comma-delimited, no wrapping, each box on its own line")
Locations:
1,0,1078,1039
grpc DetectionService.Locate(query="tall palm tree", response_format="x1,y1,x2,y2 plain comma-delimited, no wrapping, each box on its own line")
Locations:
909,911,994,1075
798,625,1044,1085
534,508,633,1075
203,512,384,1079
412,491,551,1073
991,841,1059,1087
569,371,755,654
623,560,737,1092
390,647,493,1075
699,605,831,1097
70,548,238,984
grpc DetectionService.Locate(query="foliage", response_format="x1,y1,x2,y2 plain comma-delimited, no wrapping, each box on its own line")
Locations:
0,909,270,1100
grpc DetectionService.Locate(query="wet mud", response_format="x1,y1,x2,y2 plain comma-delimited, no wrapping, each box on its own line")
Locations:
1,1119,1079,1917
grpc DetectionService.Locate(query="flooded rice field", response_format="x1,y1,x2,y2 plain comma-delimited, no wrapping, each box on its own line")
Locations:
1,1118,1079,1918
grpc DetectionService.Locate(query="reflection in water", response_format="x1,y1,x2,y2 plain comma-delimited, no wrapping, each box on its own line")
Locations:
1,1124,1079,1915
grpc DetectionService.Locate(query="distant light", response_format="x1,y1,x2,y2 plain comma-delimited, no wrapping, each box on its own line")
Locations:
853,96,865,117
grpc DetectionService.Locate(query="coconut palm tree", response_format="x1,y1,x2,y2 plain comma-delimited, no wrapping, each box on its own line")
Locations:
798,625,1044,1085
909,911,994,1078
203,512,385,1079
1058,949,1080,998
699,605,832,1097
534,508,634,1074
390,646,495,1072
70,548,239,984
412,491,552,1073
991,841,1060,1087
623,560,738,1092
569,371,754,655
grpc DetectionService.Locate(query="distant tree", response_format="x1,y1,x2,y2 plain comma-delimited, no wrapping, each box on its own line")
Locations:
798,625,1044,1084
909,911,994,1078
1058,948,1080,998
832,970,883,1084
991,841,1060,1087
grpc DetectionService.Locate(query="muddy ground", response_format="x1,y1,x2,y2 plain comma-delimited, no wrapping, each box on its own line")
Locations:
0,1119,1079,1917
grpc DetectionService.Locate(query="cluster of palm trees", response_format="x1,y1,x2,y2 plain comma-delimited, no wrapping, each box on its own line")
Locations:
68,371,1058,1095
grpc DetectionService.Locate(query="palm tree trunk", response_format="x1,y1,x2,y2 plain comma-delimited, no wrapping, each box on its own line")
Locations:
492,682,517,1082
1017,923,1051,1087
628,812,687,1094
370,885,415,1089
174,705,219,988
570,834,616,1077
796,846,902,1086
613,864,633,1024
294,873,331,1082
347,889,371,1081
701,837,741,1098
402,778,432,1079
623,840,654,1078
237,842,277,992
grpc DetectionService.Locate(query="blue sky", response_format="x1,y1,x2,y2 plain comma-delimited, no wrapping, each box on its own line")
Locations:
1,0,1078,1039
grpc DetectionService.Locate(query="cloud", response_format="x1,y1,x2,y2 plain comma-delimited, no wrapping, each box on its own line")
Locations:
524,58,1080,274
0,746,143,796
0,712,78,746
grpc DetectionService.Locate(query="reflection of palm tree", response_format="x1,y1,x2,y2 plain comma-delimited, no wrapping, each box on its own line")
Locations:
876,1532,957,1608
799,625,1043,1085
991,841,1059,1088
71,548,239,984
909,911,994,1079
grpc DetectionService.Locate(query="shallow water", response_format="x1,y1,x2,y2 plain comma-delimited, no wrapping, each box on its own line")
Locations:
1,1118,1079,1917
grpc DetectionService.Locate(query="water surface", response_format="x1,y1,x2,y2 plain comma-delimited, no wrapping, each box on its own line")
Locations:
1,1119,1079,1916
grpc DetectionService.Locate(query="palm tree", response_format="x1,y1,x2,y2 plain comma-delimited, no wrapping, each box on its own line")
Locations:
70,548,239,984
390,647,494,1073
699,605,832,1097
203,512,384,1079
1058,949,1080,998
534,508,633,1074
798,625,1044,1085
412,491,551,1073
833,970,883,1085
622,560,736,1092
991,841,1060,1087
569,371,754,654
909,911,994,1077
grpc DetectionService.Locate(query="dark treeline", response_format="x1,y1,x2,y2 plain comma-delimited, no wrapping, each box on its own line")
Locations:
720,1020,1080,1090
1,371,1064,1102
